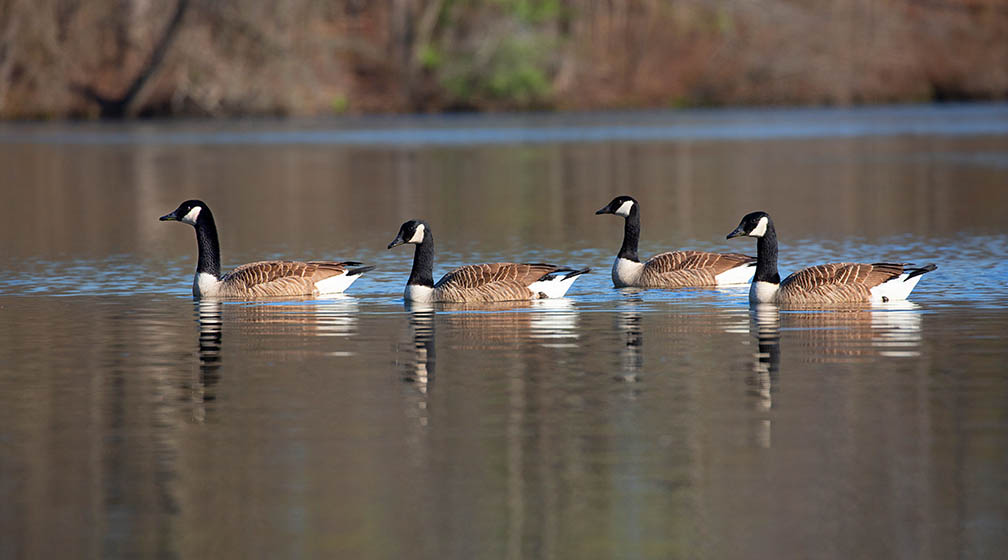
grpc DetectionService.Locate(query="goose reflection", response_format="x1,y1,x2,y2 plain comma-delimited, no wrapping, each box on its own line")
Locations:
742,302,924,446
233,296,360,338
193,300,223,422
749,304,781,447
431,299,580,349
396,300,581,394
615,291,645,383
781,300,923,361
403,302,436,395
527,298,579,348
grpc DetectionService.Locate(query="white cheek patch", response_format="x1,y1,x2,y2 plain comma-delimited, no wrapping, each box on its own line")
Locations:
408,224,425,244
614,200,634,217
749,216,769,237
181,206,202,224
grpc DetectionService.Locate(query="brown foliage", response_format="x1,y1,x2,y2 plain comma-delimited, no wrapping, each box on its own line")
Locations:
0,0,1005,118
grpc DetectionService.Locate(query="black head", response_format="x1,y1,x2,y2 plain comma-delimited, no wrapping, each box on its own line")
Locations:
160,200,210,226
595,195,638,217
727,211,772,239
388,220,429,249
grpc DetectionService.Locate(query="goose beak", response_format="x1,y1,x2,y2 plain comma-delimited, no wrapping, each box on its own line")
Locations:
159,212,176,221
726,225,745,239
594,206,611,215
387,235,405,249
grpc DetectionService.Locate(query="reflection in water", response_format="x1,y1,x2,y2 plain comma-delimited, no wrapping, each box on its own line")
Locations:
189,298,363,422
308,297,361,338
742,302,924,447
527,298,579,348
616,293,645,383
403,302,436,397
867,300,923,357
781,301,923,361
433,300,581,349
193,301,223,422
234,296,360,340
750,305,781,447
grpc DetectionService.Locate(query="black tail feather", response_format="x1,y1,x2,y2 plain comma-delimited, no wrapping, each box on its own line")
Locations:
561,267,591,279
904,263,937,281
347,265,376,276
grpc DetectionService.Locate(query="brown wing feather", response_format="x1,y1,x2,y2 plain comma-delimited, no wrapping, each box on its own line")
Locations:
219,260,356,298
434,262,567,302
778,262,905,304
638,251,755,288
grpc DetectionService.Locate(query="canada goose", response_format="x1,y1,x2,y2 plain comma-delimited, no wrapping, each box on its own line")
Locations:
726,211,937,305
387,219,589,303
159,199,374,298
595,196,756,288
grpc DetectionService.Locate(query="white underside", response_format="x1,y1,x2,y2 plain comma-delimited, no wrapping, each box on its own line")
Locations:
193,272,221,298
869,273,923,302
315,270,363,295
715,263,757,286
612,258,644,287
405,284,436,303
528,272,584,299
749,281,780,304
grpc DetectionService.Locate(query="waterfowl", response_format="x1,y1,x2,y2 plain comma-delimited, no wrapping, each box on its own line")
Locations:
387,219,589,303
595,195,756,288
159,199,374,298
726,211,937,305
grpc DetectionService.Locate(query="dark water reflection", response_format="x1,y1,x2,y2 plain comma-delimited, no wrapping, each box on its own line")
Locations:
2,106,1007,558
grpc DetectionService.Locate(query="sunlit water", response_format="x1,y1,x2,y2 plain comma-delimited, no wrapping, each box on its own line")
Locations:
2,104,1007,559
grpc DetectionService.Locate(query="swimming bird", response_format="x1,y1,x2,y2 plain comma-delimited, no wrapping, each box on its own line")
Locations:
595,195,756,288
387,219,589,303
726,211,936,305
159,199,374,298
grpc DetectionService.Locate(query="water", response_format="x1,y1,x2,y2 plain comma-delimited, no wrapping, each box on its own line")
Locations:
1,104,1007,559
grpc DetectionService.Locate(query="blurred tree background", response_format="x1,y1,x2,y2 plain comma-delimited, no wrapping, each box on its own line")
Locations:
0,0,1005,118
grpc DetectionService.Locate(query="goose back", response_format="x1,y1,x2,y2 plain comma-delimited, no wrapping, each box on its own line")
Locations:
216,260,367,298
434,262,573,303
777,262,905,305
635,250,756,288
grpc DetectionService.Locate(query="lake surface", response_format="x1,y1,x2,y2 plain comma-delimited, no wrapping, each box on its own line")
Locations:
1,104,1007,559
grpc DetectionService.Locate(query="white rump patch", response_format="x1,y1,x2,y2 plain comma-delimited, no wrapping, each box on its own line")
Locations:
749,216,769,237
315,270,362,295
408,224,426,244
614,200,635,217
869,272,924,302
749,280,779,304
528,272,584,299
181,206,202,225
405,284,435,303
612,257,644,287
715,263,756,286
193,272,221,298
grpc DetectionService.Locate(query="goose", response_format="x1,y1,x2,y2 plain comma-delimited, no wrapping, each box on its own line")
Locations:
159,199,374,298
726,211,937,305
595,195,756,288
387,219,589,303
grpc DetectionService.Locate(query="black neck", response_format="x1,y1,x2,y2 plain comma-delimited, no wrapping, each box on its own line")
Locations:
408,235,435,287
194,211,221,278
754,224,780,284
618,209,641,262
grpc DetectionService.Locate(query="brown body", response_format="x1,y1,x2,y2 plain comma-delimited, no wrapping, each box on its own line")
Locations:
624,250,757,288
203,260,366,298
773,262,906,305
432,263,575,303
